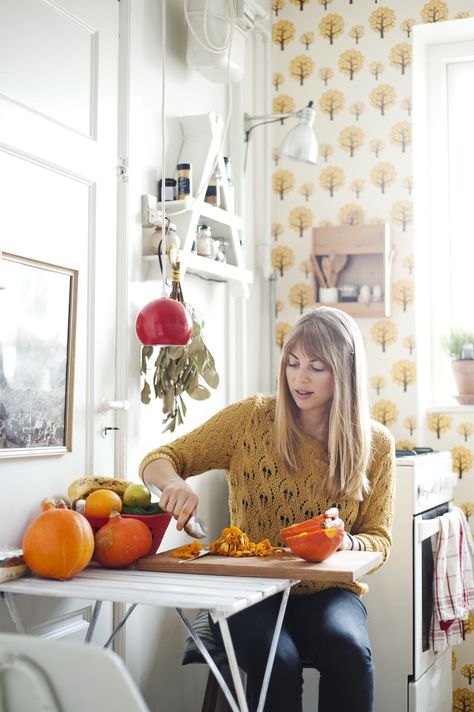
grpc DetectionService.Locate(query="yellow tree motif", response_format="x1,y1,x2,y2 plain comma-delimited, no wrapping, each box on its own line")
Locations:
319,90,344,120
289,55,314,85
392,279,414,311
288,206,313,237
272,245,295,276
369,217,384,225
289,283,313,314
403,335,415,354
403,255,414,274
299,259,311,277
459,422,474,442
272,0,285,16
421,0,449,23
273,95,296,120
319,14,345,45
372,400,398,427
390,43,412,74
455,11,470,19
350,101,365,121
371,162,396,194
403,176,413,195
318,0,333,8
272,147,280,166
276,322,292,350
272,169,294,200
300,31,314,50
400,18,416,37
403,415,416,435
401,96,412,116
391,200,413,232
452,446,474,478
427,412,453,438
272,222,283,241
392,360,416,392
290,0,309,9
299,182,314,201
275,300,284,318
339,203,365,225
453,687,474,710
369,7,396,38
272,20,296,50
371,319,398,352
350,179,365,198
462,666,474,685
369,61,385,80
391,121,412,151
349,25,365,44
370,84,396,115
318,220,333,227
338,49,364,80
319,67,334,85
319,143,334,162
339,126,365,156
319,166,345,197
369,138,385,157
397,439,416,451
371,375,386,395
273,72,285,91
463,613,474,636
461,503,474,520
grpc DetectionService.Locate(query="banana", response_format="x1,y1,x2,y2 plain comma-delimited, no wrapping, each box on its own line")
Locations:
67,476,132,503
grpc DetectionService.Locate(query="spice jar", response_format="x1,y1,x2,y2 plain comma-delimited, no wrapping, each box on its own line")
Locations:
158,178,176,202
196,225,213,257
176,163,192,200
205,185,218,206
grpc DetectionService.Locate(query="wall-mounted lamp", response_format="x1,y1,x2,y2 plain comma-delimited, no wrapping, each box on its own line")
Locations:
243,100,318,171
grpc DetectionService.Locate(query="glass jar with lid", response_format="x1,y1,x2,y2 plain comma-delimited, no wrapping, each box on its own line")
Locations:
196,225,214,257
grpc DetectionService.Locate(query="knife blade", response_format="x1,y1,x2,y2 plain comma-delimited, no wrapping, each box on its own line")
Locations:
178,548,211,563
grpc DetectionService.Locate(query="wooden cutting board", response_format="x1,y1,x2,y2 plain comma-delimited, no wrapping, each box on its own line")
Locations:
136,548,383,583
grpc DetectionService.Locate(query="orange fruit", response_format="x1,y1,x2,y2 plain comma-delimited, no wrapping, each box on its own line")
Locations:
84,489,122,517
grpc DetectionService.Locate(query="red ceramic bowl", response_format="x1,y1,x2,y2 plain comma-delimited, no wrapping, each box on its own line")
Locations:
83,512,172,556
284,527,344,563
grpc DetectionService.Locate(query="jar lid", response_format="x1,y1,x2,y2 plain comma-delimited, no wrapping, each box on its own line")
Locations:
206,186,217,196
159,178,177,185
177,163,191,169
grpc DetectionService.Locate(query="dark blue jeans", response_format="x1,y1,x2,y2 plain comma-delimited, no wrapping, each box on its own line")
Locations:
210,588,374,712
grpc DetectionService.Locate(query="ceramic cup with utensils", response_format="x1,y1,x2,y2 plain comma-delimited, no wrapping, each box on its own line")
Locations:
319,287,339,304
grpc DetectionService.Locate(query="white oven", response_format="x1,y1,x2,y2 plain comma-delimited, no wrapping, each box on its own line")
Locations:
365,451,455,712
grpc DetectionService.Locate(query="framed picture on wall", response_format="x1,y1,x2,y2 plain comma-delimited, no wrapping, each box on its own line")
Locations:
0,253,77,458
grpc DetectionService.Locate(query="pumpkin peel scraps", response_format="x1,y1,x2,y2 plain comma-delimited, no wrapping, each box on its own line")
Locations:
209,526,284,558
170,541,205,559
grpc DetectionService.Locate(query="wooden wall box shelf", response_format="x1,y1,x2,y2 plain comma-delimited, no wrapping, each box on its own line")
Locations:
312,224,391,318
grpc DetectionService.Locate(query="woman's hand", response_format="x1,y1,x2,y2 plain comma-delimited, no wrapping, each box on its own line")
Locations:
158,480,199,532
323,507,352,551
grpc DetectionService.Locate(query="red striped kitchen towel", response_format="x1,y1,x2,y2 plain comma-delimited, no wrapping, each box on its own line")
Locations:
430,507,474,652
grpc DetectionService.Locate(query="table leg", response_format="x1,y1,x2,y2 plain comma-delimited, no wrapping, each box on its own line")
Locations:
218,618,249,712
176,608,242,712
255,586,290,712
103,603,137,649
1,593,26,634
85,600,102,643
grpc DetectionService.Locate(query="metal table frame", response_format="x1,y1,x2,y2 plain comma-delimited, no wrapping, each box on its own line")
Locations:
0,568,298,712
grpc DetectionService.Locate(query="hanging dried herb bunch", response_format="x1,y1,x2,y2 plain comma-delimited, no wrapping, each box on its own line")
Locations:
140,247,219,432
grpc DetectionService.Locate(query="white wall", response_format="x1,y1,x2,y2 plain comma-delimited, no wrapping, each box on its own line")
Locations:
122,2,269,708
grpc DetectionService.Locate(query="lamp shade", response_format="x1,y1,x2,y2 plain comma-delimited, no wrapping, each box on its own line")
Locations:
135,297,193,346
278,103,318,165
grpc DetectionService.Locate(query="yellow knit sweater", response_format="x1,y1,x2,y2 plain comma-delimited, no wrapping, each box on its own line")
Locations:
139,394,395,596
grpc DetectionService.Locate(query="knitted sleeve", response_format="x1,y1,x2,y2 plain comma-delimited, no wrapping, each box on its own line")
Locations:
138,397,253,481
351,442,396,566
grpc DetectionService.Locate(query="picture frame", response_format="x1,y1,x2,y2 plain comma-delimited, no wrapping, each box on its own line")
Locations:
0,253,78,458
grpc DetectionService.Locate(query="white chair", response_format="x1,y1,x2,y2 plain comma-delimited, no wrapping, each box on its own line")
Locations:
0,632,149,712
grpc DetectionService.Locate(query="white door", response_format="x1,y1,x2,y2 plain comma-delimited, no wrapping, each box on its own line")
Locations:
0,0,119,644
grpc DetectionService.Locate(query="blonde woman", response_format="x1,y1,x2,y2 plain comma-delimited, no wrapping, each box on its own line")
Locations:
140,306,395,712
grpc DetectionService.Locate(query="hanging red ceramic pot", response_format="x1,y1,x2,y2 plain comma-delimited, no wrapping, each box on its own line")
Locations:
135,297,192,346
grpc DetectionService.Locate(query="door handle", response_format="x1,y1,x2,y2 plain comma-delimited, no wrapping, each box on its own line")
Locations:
99,398,131,414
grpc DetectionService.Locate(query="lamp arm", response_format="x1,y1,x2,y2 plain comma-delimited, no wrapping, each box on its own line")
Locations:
244,114,293,144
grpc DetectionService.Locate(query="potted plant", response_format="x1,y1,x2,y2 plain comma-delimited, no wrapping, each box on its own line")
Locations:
441,329,474,405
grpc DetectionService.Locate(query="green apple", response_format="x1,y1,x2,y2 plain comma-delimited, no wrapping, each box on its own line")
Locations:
123,483,151,508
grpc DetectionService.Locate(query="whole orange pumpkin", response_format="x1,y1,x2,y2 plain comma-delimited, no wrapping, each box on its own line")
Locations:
22,507,94,580
94,512,152,568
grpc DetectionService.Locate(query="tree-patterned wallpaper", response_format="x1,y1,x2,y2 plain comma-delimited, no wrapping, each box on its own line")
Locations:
270,0,474,706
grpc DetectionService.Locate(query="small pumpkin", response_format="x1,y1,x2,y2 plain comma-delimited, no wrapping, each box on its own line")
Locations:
23,505,94,580
94,510,152,568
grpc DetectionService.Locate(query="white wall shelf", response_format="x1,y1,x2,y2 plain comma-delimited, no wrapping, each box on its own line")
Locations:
142,112,251,297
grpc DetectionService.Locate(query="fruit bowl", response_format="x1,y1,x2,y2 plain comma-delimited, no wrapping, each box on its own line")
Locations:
83,512,172,556
282,526,344,563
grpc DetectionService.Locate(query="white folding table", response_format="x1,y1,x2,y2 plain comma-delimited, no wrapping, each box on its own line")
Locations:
0,568,298,712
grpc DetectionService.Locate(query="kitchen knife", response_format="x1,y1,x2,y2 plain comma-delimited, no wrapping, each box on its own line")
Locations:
146,482,208,539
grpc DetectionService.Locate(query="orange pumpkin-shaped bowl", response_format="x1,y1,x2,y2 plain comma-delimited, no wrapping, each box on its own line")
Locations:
283,527,344,563
23,508,95,580
280,514,327,542
84,512,171,556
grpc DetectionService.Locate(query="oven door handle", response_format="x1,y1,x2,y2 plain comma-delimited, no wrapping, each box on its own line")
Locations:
417,517,442,542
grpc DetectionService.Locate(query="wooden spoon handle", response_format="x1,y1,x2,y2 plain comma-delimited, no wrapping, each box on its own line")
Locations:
312,255,328,288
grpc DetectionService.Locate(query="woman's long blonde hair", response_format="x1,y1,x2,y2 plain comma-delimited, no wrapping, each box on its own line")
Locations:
275,306,372,501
